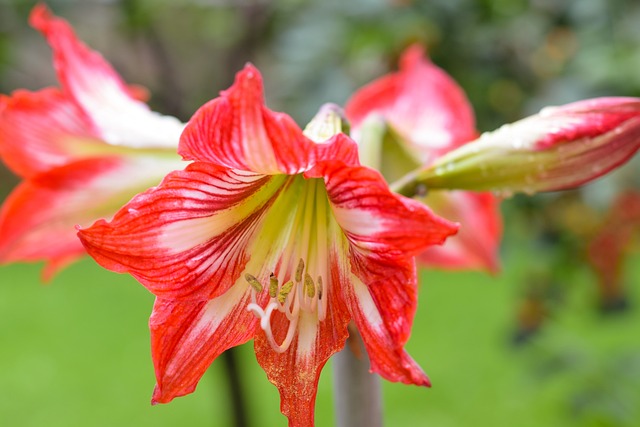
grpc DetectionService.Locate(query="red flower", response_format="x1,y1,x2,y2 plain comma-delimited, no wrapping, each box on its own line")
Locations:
78,65,458,426
0,5,185,278
346,45,502,273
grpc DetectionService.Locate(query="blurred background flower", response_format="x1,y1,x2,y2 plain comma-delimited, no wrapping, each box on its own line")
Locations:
1,0,640,426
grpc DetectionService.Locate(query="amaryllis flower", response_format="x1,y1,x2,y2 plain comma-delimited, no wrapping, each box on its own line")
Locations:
346,45,502,273
78,65,458,426
0,5,185,278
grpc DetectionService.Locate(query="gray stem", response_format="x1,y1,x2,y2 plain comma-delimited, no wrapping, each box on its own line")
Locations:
333,330,383,427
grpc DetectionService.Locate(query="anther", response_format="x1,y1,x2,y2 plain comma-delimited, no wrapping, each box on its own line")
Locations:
317,276,323,300
304,273,316,298
295,258,305,283
278,280,294,304
245,273,263,293
269,273,278,298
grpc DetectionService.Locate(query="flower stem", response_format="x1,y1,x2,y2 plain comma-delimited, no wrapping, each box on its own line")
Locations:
221,347,250,427
389,169,425,198
333,328,383,427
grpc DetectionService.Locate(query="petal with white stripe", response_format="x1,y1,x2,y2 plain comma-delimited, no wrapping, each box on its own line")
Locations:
30,5,184,149
0,155,183,279
150,282,264,403
78,162,288,300
179,64,315,175
0,88,100,178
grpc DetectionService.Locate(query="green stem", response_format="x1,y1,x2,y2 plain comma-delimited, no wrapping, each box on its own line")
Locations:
389,169,426,198
221,348,250,427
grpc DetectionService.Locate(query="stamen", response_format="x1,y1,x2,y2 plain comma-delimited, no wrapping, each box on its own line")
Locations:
247,302,266,318
268,273,278,298
245,273,263,293
278,280,294,304
247,179,335,353
304,273,316,298
295,258,305,283
249,300,299,353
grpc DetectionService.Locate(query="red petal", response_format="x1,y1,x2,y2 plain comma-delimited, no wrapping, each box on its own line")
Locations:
0,156,183,277
29,4,183,149
150,285,263,403
254,273,351,427
346,44,476,162
336,243,430,385
0,88,99,178
314,133,361,167
78,163,284,300
418,191,502,273
306,160,459,257
179,64,315,174
535,97,640,149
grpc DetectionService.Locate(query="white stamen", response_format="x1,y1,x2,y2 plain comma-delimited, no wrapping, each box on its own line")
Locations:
249,300,299,353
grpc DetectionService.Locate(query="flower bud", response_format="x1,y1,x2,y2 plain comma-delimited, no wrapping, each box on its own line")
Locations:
399,97,640,196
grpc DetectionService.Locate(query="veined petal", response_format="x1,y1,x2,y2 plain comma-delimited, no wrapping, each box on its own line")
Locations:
179,64,315,175
0,88,100,178
346,44,476,163
418,191,502,273
334,231,429,385
29,4,184,149
78,162,289,300
314,133,360,168
0,156,184,279
306,160,459,257
150,285,264,404
254,271,351,427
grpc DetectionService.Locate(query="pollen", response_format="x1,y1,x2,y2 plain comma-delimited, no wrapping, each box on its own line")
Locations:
244,273,263,293
268,273,278,298
317,276,323,300
304,273,316,298
295,258,304,283
277,280,294,304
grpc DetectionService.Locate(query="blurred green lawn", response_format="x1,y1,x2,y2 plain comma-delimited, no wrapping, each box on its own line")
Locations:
1,249,639,427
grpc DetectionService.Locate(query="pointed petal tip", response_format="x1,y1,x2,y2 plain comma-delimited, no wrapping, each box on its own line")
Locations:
151,387,162,405
400,43,429,70
410,368,432,387
242,61,258,71
219,62,265,101
29,3,55,31
151,384,178,405
28,3,48,21
237,63,262,84
41,255,78,282
451,220,461,235
432,217,461,247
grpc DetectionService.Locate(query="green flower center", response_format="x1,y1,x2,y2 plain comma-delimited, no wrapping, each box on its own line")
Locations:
245,177,332,353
